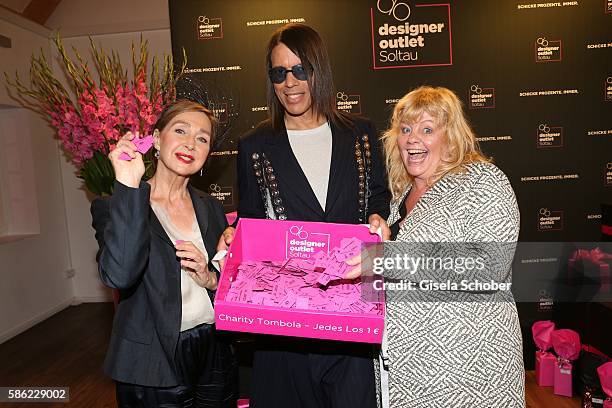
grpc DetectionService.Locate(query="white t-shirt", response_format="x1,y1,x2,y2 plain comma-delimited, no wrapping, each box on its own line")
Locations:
287,122,333,210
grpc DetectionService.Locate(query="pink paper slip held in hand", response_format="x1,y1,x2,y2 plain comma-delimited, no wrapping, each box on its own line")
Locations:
119,135,154,160
551,329,581,397
532,320,556,387
598,362,612,408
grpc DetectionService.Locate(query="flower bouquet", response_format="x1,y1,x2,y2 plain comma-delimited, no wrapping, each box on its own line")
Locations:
5,34,185,195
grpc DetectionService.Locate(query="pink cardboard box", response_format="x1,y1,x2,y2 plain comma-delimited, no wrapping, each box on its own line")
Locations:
215,218,384,343
553,361,573,397
535,351,556,387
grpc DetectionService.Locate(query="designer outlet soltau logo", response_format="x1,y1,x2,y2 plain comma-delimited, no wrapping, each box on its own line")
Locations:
606,0,612,13
468,85,495,109
370,0,452,69
208,184,233,207
197,16,223,40
536,124,563,148
336,92,361,114
606,163,612,186
285,225,330,259
538,208,564,231
535,37,562,62
605,77,612,101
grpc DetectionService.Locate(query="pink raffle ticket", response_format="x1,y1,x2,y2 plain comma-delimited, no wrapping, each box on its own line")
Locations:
119,135,154,160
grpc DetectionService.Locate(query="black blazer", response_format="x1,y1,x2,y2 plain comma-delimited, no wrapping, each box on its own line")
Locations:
237,116,390,223
91,180,228,387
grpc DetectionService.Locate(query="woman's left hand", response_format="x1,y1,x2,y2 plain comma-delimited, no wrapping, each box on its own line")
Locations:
176,241,218,290
344,214,389,279
344,244,382,280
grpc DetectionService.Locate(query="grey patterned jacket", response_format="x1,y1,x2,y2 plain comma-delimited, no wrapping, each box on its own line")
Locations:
377,162,525,408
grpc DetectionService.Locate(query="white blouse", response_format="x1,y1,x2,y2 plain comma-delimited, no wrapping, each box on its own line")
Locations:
151,202,215,331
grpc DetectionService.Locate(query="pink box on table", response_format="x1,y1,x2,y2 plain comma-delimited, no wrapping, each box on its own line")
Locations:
553,360,573,397
215,218,384,343
535,351,556,387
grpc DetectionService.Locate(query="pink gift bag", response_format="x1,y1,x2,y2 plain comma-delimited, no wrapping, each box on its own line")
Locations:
598,362,612,408
532,320,556,386
551,329,581,397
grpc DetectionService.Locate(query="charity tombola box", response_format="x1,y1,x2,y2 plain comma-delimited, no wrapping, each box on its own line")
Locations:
215,218,385,343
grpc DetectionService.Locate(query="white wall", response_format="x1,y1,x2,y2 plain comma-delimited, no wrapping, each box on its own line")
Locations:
46,0,169,36
0,13,74,343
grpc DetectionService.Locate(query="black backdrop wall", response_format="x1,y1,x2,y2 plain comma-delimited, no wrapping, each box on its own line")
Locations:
169,0,611,243
168,0,612,367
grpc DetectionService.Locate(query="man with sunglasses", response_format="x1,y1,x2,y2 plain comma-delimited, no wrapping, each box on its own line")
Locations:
219,23,391,408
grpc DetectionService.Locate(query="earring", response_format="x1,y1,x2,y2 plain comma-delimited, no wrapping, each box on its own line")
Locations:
199,168,203,177
154,149,160,159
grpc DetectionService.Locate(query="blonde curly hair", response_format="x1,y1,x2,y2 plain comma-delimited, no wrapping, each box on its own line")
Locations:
382,86,490,200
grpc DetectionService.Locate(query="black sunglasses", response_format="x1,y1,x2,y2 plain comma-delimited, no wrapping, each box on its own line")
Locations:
268,64,309,84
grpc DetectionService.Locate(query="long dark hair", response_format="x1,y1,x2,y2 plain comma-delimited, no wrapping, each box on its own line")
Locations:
265,23,353,131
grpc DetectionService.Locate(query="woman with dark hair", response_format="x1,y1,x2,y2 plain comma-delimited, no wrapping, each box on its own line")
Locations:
91,99,237,407
218,23,391,408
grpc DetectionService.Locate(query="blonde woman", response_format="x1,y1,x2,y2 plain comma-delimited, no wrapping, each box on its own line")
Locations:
378,86,525,407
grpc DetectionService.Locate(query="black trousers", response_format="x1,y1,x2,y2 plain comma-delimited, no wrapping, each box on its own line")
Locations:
250,337,377,408
116,323,237,408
